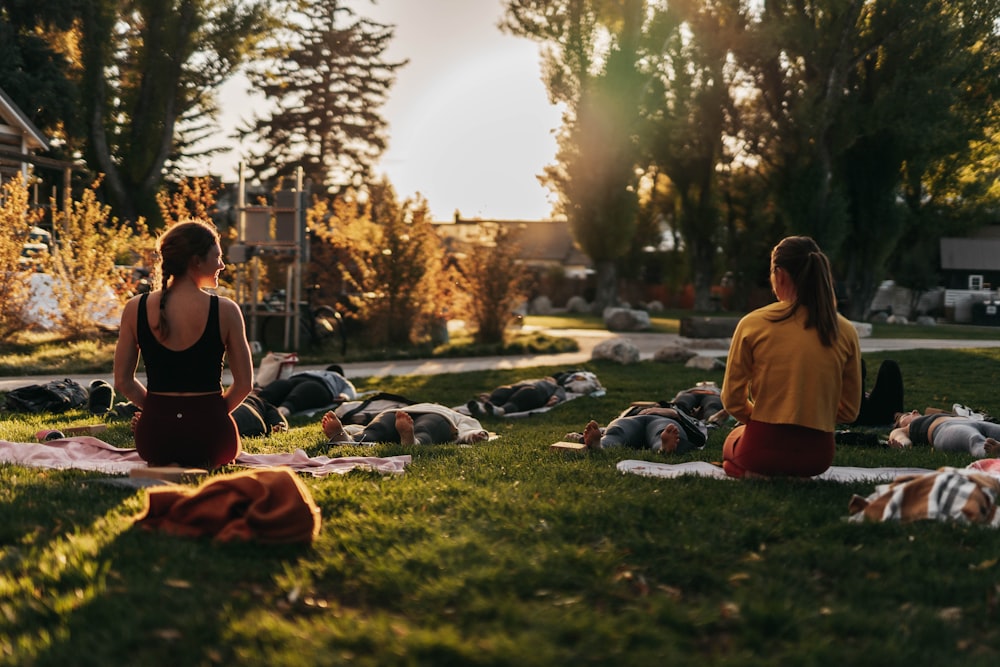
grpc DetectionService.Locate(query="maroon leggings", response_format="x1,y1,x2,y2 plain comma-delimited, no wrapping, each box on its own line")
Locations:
722,420,834,479
135,393,240,468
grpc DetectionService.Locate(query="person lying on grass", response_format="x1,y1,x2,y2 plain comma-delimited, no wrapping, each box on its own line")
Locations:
889,410,1000,458
466,370,602,418
566,405,706,455
321,403,489,445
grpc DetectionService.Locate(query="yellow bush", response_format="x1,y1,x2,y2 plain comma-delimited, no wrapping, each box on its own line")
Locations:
49,182,149,338
0,178,42,340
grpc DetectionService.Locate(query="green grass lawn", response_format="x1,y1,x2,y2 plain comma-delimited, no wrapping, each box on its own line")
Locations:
2,349,1000,665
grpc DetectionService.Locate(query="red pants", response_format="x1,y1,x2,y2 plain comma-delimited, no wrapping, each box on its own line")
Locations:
722,421,834,479
135,393,240,468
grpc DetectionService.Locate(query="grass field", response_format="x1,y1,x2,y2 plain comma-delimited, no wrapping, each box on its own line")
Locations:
2,346,1000,665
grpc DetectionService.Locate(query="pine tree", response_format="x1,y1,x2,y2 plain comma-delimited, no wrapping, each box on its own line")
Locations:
244,0,405,190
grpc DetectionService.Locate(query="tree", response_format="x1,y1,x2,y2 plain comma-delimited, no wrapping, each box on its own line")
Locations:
308,180,449,348
71,0,275,227
503,0,649,313
640,0,743,310
0,1,82,144
243,0,404,191
732,0,1000,319
458,225,530,345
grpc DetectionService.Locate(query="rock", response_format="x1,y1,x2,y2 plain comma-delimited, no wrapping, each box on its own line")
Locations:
679,316,740,339
916,315,937,326
603,307,651,332
530,295,553,315
645,300,664,313
685,356,726,371
886,314,909,325
851,321,873,338
591,337,641,364
565,295,589,313
653,345,697,363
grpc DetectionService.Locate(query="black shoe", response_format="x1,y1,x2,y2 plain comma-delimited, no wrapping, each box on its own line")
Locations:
110,402,139,421
88,380,114,415
466,400,485,418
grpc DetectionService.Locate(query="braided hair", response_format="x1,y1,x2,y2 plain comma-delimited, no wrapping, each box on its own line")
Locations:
153,220,220,339
767,236,839,346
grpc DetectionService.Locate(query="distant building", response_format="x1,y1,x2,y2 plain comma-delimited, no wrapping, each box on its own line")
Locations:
0,86,50,181
434,215,592,278
940,228,1000,324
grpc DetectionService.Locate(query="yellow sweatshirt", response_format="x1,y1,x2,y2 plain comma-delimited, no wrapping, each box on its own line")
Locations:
721,302,862,432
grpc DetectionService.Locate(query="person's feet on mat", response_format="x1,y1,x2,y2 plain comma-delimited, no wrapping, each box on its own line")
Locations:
659,423,680,454
583,420,603,449
321,411,351,442
395,410,416,445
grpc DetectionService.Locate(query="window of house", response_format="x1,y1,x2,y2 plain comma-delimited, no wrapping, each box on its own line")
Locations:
969,274,984,291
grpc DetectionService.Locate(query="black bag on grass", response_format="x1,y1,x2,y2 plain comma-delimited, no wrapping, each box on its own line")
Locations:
5,379,88,414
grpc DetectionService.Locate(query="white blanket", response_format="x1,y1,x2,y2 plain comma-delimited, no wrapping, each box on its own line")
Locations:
0,437,410,477
617,459,935,483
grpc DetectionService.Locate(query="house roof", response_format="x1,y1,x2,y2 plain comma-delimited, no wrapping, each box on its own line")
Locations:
435,217,590,268
0,86,49,152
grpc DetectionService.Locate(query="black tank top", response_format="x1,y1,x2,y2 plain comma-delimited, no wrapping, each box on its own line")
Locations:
137,292,224,393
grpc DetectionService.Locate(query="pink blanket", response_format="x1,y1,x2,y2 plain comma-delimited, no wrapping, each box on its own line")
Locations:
0,437,410,477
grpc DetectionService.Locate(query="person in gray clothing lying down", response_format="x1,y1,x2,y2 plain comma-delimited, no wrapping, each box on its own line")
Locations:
889,410,1000,458
571,405,707,455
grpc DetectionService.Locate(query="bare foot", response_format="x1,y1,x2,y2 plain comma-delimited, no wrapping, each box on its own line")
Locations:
583,420,603,450
659,423,680,454
395,411,416,445
321,411,351,442
468,430,489,442
130,411,142,434
986,437,1000,456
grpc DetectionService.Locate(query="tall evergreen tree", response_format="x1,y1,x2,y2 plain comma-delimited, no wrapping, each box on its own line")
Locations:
243,1,404,191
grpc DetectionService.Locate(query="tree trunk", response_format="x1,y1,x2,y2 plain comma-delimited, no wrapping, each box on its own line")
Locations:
590,259,619,314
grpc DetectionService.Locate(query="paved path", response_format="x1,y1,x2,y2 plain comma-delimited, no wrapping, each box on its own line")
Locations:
2,328,999,392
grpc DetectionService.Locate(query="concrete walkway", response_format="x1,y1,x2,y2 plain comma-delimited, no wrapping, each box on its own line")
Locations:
2,327,1000,392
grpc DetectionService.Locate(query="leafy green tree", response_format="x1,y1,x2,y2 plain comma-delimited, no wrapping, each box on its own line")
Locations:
243,0,404,191
732,0,1000,319
503,0,648,313
0,1,81,144
639,0,742,310
71,0,275,227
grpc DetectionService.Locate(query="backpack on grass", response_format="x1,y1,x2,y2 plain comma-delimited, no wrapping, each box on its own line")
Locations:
5,379,89,414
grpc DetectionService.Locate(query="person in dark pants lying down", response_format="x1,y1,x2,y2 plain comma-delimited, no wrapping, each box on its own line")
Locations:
467,376,566,417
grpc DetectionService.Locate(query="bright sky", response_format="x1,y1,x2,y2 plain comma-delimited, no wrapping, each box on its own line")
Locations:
208,0,563,221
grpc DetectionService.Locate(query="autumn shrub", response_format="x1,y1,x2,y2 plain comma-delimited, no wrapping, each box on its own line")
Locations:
48,181,150,338
0,178,43,341
458,224,530,344
308,183,450,348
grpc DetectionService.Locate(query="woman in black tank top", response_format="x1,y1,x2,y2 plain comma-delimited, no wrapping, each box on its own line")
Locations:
113,220,254,468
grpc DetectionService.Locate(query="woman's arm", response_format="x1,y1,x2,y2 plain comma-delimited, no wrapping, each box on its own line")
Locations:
219,297,254,413
721,324,753,424
113,297,147,409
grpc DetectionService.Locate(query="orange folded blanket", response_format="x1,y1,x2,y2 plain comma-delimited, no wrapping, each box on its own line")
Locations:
134,467,321,544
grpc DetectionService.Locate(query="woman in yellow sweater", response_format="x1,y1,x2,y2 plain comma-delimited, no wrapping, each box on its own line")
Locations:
720,236,863,478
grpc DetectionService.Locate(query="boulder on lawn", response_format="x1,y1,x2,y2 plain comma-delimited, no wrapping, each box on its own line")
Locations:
653,345,697,364
591,337,641,364
603,307,651,332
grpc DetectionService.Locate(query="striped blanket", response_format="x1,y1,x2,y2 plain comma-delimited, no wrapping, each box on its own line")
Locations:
848,466,1000,526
